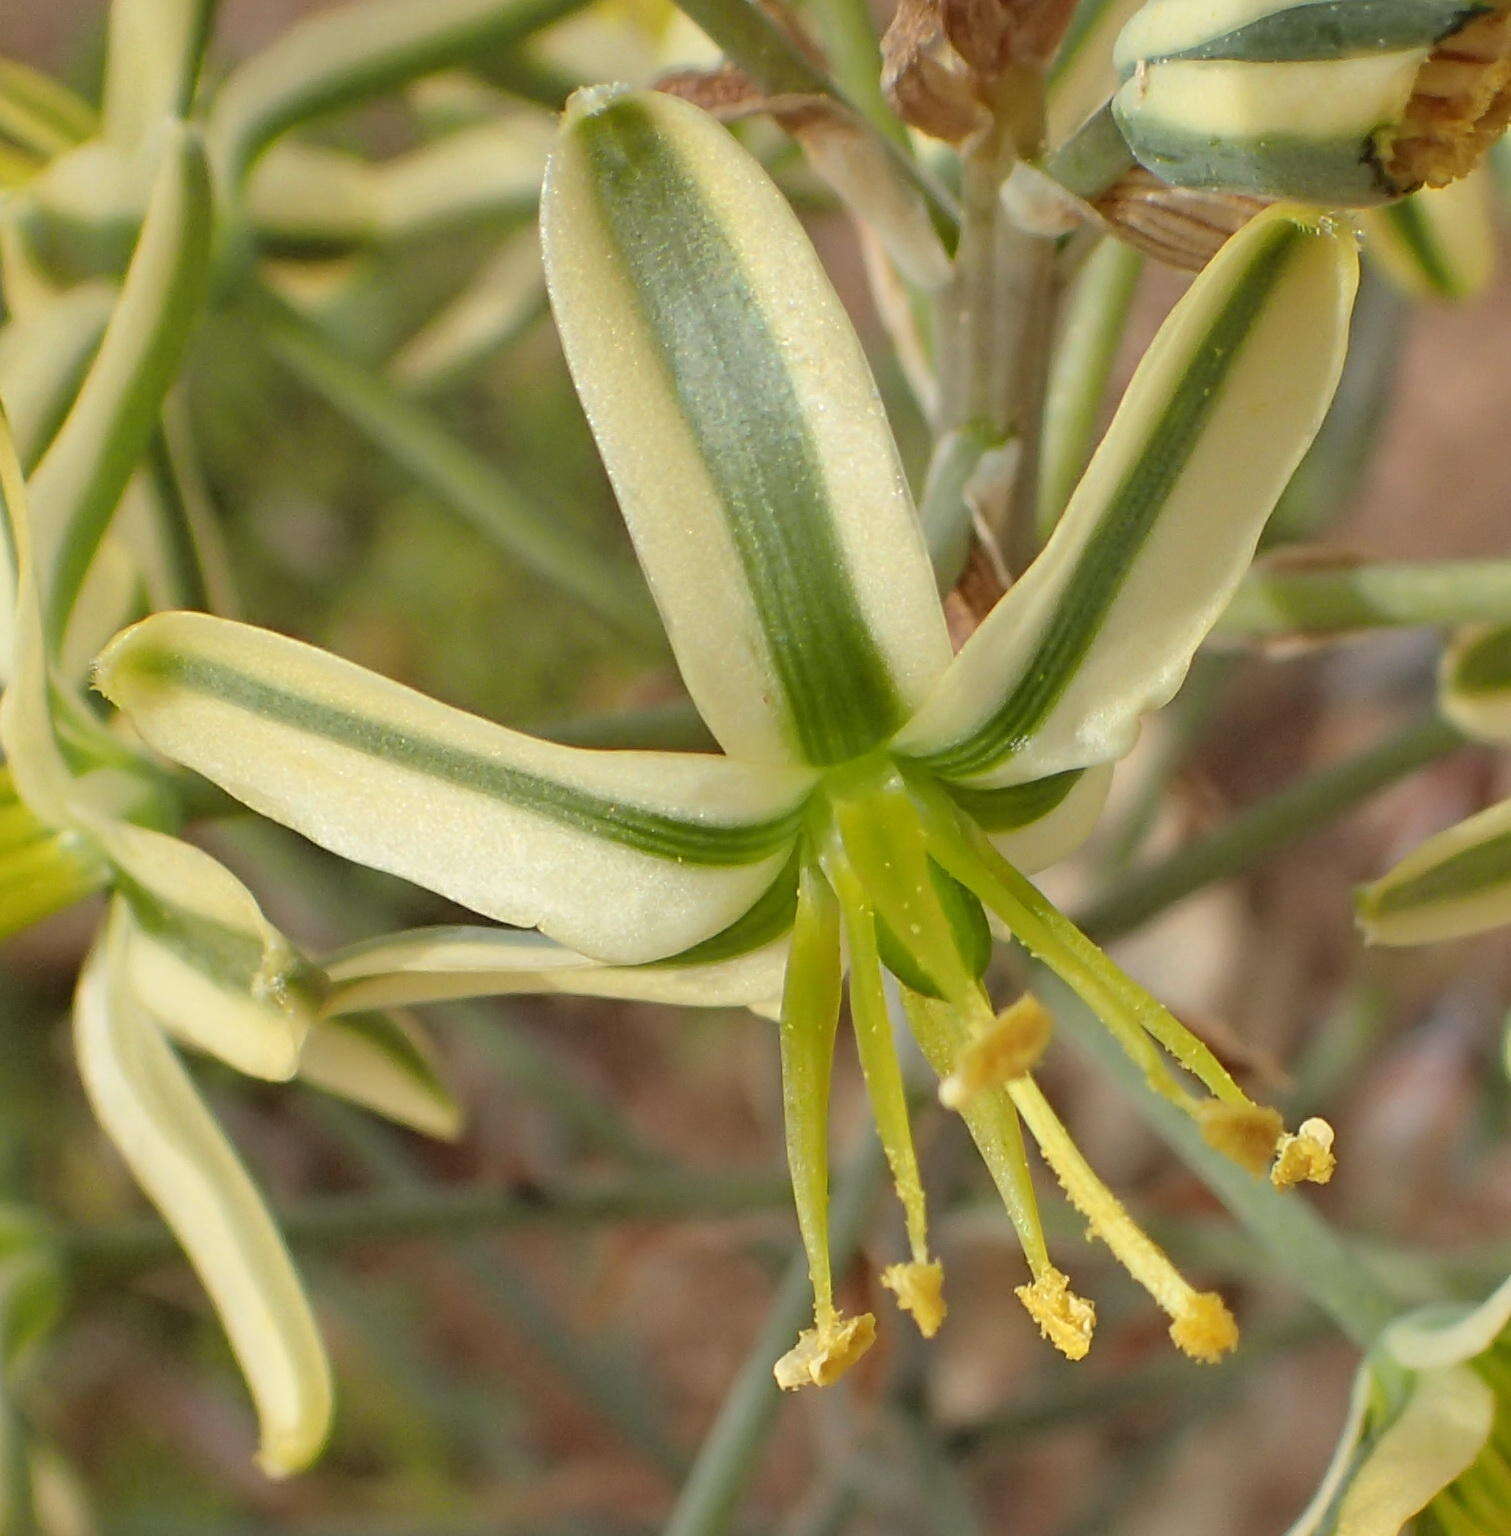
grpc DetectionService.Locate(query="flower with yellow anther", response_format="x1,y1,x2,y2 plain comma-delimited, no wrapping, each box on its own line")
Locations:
98,87,1355,1386
1286,1274,1511,1536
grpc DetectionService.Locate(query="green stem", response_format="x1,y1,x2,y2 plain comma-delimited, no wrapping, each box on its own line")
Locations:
1078,715,1465,943
246,286,663,647
1034,970,1402,1350
61,1168,793,1278
918,425,997,588
662,1135,886,1536
1036,238,1143,539
1218,560,1511,639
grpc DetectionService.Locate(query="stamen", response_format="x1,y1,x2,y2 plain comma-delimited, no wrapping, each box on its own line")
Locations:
1198,1102,1284,1178
1009,1075,1238,1363
776,864,876,1387
1270,1117,1337,1190
902,989,1054,1279
1016,1267,1096,1361
919,800,1333,1182
828,850,947,1338
774,1312,878,1391
940,992,1053,1108
906,988,1096,1358
882,1261,947,1338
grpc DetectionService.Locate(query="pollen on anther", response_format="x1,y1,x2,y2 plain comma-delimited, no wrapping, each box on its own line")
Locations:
1271,1117,1337,1189
883,1259,947,1338
1197,1101,1284,1178
1015,1267,1095,1361
1169,1291,1239,1364
773,1311,877,1390
939,994,1053,1108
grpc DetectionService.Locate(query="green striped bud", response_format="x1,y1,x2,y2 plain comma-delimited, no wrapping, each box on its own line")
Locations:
1111,0,1511,205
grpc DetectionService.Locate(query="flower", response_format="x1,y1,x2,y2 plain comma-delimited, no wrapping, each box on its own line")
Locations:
1359,623,1511,945
98,85,1357,1384
1110,0,1511,205
1286,1274,1511,1536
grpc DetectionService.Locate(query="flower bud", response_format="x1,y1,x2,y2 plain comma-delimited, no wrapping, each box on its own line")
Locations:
1111,0,1511,205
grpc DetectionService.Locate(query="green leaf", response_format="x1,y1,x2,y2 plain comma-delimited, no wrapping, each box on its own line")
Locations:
75,903,333,1477
27,122,212,647
210,0,592,186
897,204,1357,787
1357,794,1511,945
324,923,790,1015
544,87,951,767
299,1009,461,1139
95,610,815,964
1364,169,1497,302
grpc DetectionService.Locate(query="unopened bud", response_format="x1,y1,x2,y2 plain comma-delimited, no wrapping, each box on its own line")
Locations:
1111,0,1511,205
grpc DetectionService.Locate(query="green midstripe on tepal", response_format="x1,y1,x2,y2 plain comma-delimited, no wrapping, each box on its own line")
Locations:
1111,0,1511,204
99,88,1357,1388
543,86,952,769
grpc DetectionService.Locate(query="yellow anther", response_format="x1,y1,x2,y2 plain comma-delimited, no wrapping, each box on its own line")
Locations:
1010,1076,1242,1360
1271,1117,1337,1189
1015,1267,1096,1362
1169,1292,1240,1364
939,994,1053,1108
773,1311,877,1391
883,1259,947,1338
1197,1101,1284,1178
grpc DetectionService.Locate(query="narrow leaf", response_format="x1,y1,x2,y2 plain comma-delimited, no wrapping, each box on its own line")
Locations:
210,0,591,185
897,204,1357,786
95,610,814,964
75,905,333,1476
544,87,951,767
28,122,212,646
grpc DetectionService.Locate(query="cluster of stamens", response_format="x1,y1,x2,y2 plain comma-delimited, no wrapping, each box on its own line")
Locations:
771,763,1336,1390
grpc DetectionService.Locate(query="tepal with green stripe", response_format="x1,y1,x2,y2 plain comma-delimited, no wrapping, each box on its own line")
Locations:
1111,0,1511,204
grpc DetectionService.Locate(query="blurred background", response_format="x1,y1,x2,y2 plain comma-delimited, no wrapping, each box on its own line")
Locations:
5,4,1511,1533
